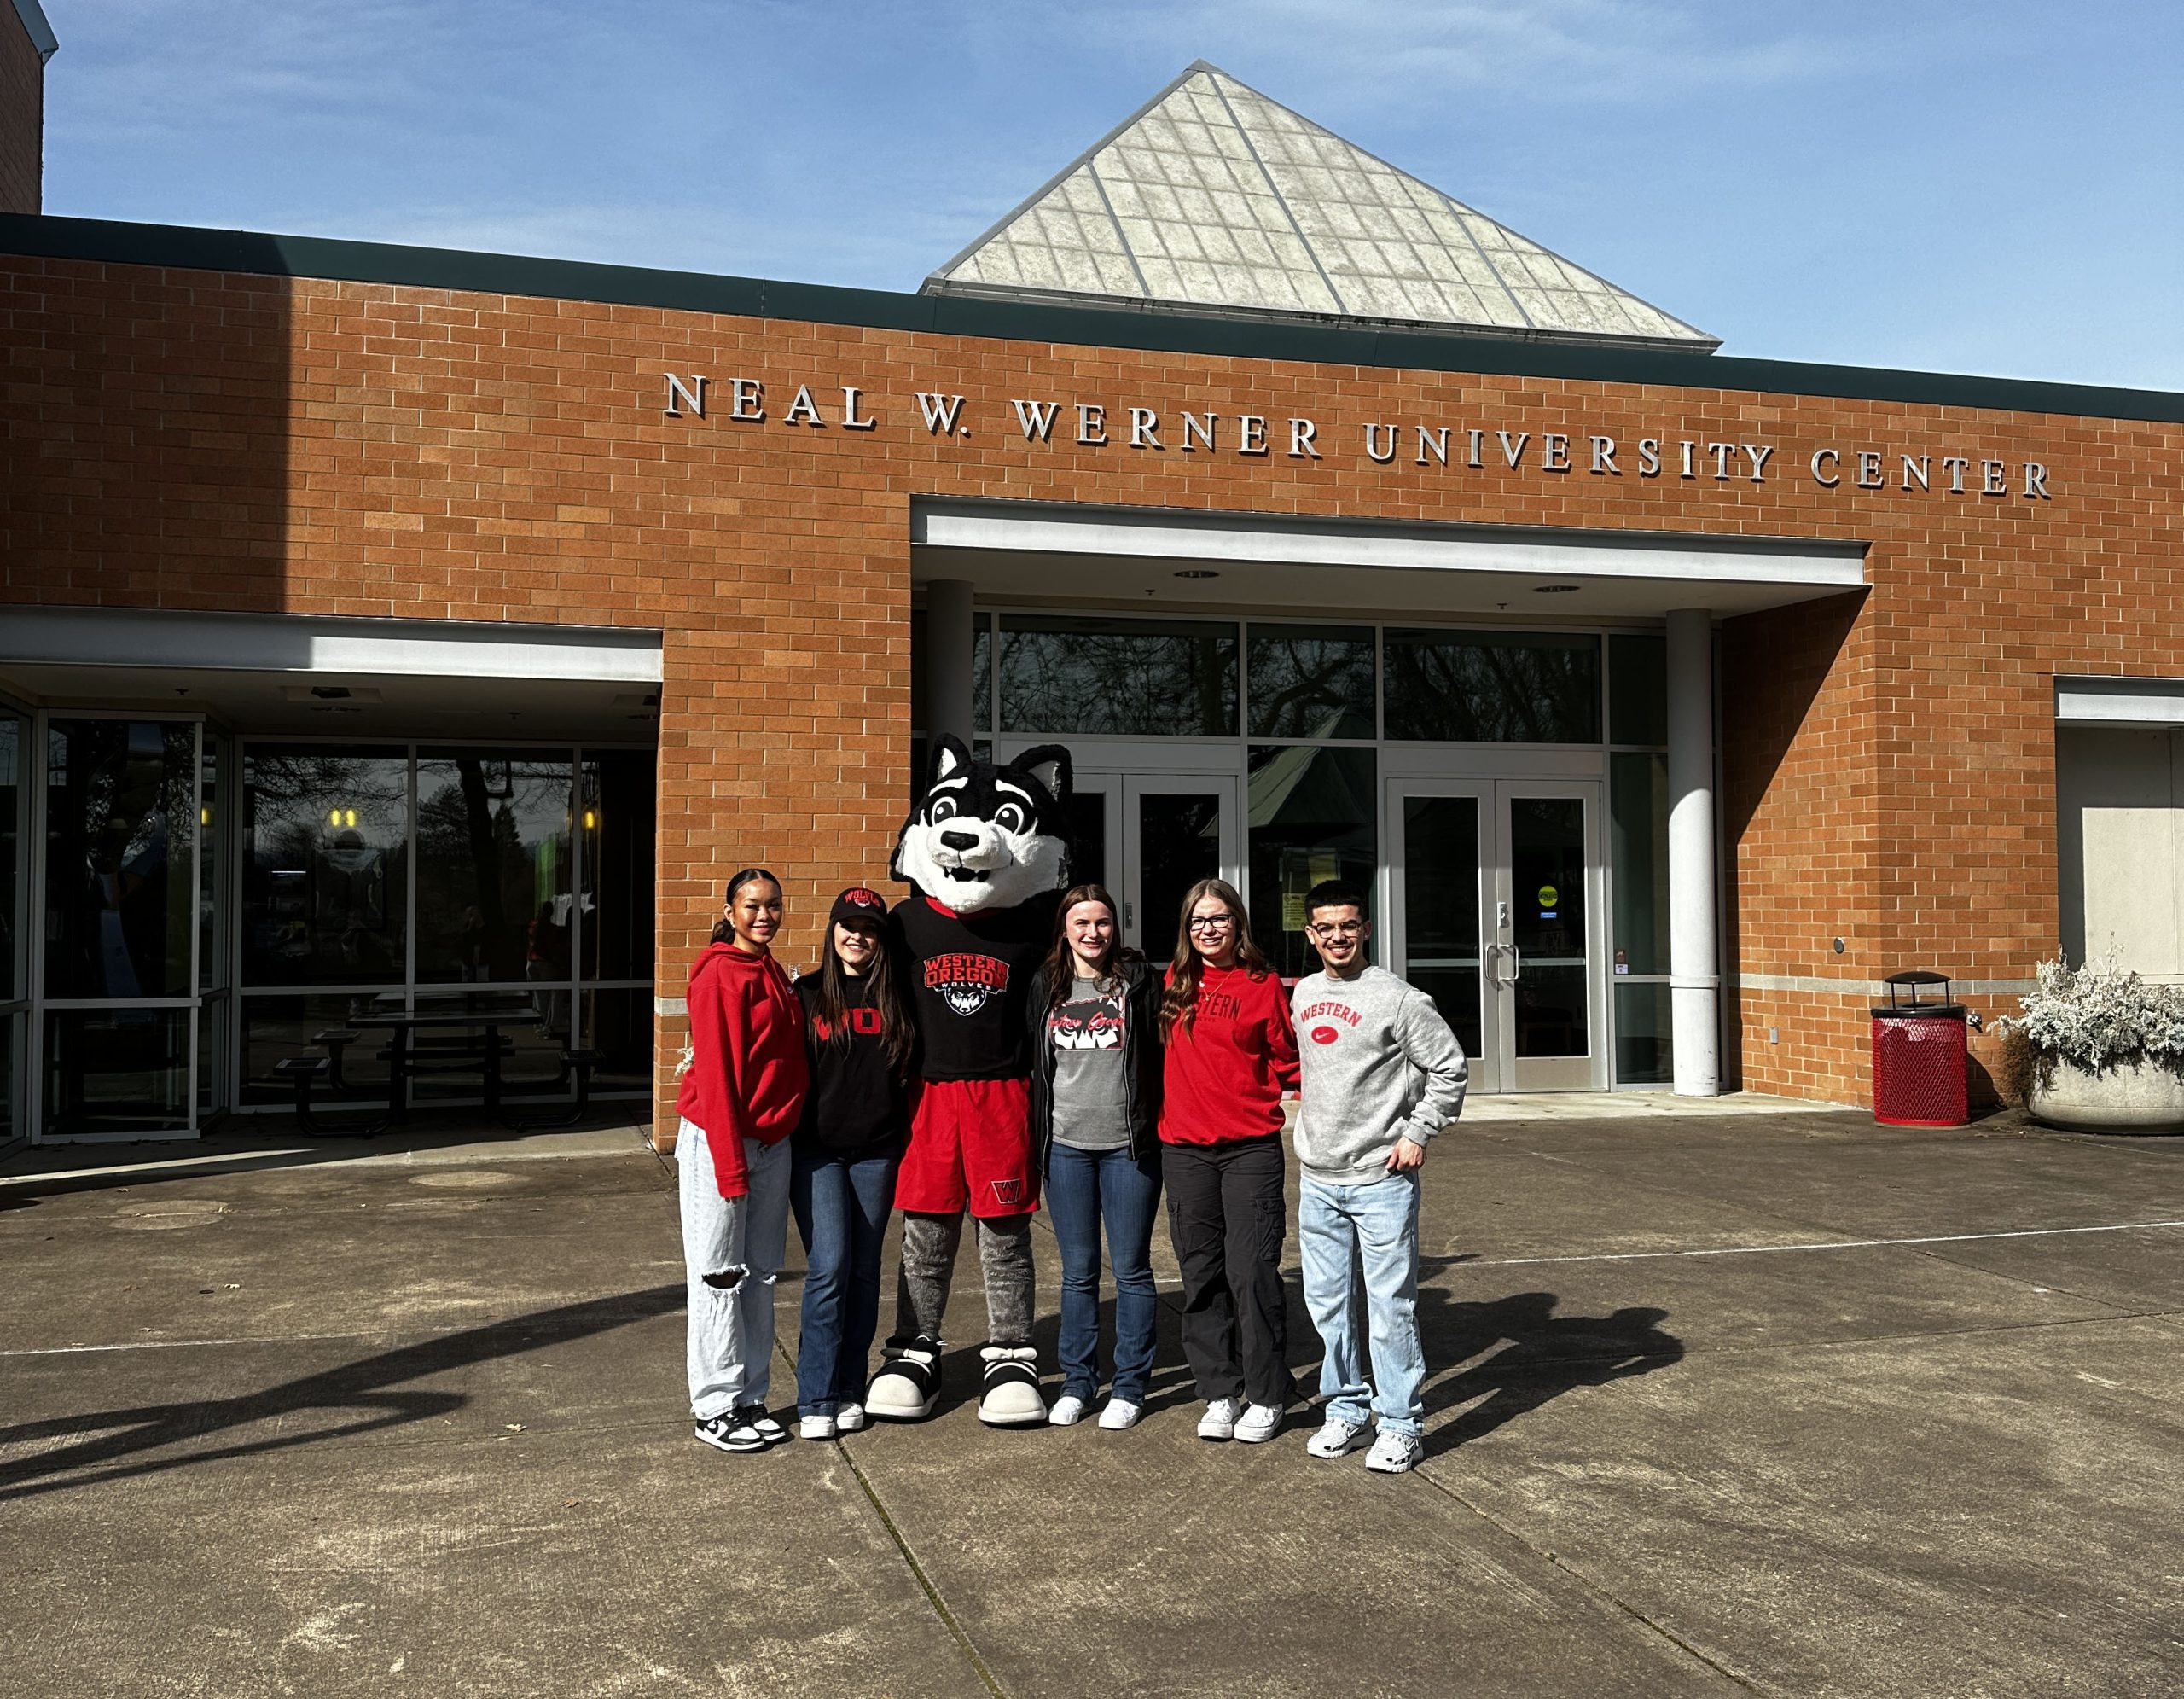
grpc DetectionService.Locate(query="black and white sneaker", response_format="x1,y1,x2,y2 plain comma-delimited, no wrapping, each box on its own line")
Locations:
694,1413,769,1453
735,1405,789,1446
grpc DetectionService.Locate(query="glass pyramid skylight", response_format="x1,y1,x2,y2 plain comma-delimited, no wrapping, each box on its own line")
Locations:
923,61,1716,352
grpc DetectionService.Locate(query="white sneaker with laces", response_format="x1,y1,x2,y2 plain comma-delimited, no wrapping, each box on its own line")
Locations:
1307,1415,1370,1458
1365,1428,1425,1474
799,1414,838,1442
834,1402,867,1433
1234,1402,1284,1444
1048,1394,1091,1427
1197,1397,1242,1440
1097,1398,1143,1431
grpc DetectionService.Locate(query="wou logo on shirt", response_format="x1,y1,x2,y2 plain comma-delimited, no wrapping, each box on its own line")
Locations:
926,951,1009,1016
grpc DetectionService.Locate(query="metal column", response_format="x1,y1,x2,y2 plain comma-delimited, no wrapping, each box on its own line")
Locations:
1667,608,1721,1096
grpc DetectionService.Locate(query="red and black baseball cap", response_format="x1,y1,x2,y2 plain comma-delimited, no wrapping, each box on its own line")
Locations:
829,886,889,928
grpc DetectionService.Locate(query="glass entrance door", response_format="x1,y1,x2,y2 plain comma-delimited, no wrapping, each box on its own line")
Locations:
38,717,206,1138
1118,776,1241,963
1388,778,1605,1091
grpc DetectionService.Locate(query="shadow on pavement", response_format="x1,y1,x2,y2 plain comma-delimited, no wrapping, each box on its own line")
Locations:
0,1114,657,1202
0,1283,684,1504
1416,1285,1685,1456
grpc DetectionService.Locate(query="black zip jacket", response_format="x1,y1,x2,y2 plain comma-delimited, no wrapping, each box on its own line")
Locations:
1027,955,1165,1171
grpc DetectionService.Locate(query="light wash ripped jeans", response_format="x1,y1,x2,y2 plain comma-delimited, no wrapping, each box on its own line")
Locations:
677,1117,793,1419
1298,1167,1426,1438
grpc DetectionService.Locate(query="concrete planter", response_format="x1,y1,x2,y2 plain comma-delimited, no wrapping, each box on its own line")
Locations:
2028,1056,2184,1133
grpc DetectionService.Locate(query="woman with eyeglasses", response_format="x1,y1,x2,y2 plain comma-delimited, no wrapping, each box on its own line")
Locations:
1157,876,1300,1445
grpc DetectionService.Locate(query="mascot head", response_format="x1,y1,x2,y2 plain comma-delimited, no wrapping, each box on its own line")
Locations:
892,736,1072,916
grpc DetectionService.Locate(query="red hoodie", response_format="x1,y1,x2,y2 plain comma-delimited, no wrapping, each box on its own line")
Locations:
676,942,810,1199
1158,963,1300,1145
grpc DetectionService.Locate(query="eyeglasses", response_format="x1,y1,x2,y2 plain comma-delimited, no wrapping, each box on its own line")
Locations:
1187,914,1237,933
1307,921,1365,940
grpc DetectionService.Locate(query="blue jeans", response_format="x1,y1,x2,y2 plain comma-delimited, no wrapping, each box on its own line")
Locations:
789,1142,902,1417
1298,1169,1426,1438
1044,1140,1162,1402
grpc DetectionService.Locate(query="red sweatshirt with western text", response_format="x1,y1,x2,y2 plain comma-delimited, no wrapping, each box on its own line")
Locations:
676,942,810,1199
1158,963,1299,1145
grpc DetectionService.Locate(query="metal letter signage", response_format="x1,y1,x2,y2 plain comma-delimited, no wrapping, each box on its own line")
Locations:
653,374,2061,499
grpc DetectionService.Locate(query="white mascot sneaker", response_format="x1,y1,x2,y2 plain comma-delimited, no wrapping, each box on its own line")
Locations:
865,1337,942,1422
977,1346,1048,1427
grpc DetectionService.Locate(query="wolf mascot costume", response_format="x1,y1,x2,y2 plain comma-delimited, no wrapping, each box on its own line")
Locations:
866,735,1072,1427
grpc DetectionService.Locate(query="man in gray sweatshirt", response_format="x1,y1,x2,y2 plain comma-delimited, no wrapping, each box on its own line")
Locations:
1290,878,1467,1474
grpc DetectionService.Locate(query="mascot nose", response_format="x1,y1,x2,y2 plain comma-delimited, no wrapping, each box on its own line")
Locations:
938,829,979,852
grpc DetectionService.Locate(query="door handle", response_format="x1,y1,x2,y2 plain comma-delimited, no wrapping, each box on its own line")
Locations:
1496,944,1522,986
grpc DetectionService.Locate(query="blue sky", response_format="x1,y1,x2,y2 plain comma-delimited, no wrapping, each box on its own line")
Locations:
37,1,2184,388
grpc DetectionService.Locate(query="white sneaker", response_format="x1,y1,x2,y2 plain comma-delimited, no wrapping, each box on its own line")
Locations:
1307,1415,1370,1458
1197,1397,1242,1441
1048,1394,1091,1427
1365,1428,1425,1474
1234,1402,1284,1444
1097,1398,1143,1431
798,1414,838,1442
834,1402,867,1434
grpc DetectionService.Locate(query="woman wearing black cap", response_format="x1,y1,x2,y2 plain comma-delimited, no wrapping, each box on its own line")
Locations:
789,886,917,1440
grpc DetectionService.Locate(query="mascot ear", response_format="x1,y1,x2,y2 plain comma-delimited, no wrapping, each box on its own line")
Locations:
1010,744,1073,811
927,734,973,789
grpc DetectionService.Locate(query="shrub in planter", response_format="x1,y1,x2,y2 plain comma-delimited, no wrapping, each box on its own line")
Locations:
2000,959,2184,1132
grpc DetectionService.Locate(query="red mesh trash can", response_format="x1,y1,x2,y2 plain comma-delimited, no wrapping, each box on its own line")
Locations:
1871,971,1968,1126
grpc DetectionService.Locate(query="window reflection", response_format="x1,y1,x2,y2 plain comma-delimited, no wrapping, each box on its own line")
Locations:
1000,615,1237,736
44,1007,190,1137
45,719,199,999
1384,631,1600,743
415,751,575,985
1608,634,1668,747
579,750,655,983
242,748,408,986
1,713,20,1004
1246,745,1377,980
1247,625,1374,739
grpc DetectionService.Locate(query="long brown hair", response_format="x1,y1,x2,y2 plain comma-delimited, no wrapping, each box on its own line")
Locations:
709,867,781,945
1159,876,1270,1040
1041,884,1136,1015
809,914,915,1075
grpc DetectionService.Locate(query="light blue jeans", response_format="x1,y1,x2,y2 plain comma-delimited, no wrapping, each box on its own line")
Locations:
1298,1169,1425,1438
677,1118,793,1419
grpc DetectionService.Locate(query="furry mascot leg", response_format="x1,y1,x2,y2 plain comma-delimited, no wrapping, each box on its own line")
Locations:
867,1212,959,1422
973,1213,1045,1427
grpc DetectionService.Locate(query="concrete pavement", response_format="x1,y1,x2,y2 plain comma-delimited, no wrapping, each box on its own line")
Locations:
3,1101,2181,1696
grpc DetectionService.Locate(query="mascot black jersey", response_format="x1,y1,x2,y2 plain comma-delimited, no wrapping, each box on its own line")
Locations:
892,891,1056,1082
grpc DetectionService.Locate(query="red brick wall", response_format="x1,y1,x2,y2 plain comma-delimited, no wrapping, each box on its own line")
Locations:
3,252,2179,1123
0,4,40,215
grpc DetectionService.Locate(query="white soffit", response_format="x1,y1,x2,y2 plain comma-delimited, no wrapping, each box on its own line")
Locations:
0,608,665,684
912,501,1867,598
2056,678,2184,726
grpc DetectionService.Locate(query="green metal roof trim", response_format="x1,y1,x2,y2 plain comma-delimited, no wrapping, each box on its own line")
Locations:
2,212,2179,425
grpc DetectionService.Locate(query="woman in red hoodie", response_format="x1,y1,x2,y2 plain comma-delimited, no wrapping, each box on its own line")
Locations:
1159,876,1300,1447
676,868,810,1454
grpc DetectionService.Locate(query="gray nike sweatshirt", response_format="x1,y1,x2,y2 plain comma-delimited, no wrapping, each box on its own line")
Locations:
1289,965,1468,1184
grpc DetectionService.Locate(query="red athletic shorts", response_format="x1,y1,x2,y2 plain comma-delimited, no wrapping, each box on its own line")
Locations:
895,1077,1038,1219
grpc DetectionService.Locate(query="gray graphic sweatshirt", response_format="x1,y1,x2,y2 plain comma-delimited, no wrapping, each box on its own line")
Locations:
1289,965,1468,1184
